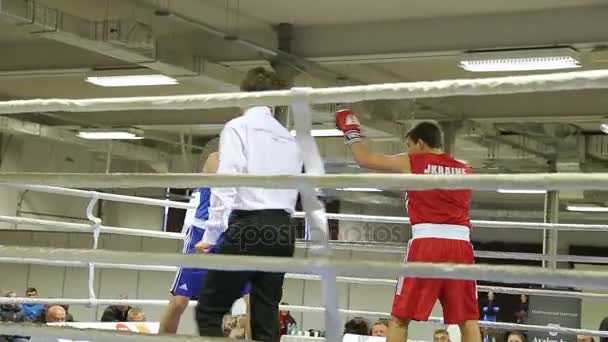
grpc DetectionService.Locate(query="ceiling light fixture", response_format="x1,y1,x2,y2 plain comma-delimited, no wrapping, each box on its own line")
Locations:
85,74,178,87
600,123,608,134
77,130,144,140
290,129,344,137
497,189,547,194
566,205,608,212
459,56,580,72
337,188,382,192
459,48,581,72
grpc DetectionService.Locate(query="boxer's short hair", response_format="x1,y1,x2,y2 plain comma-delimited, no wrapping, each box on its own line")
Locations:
405,121,443,148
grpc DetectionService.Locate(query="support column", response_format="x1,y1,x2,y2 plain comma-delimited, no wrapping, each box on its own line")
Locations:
543,189,559,269
272,23,300,128
440,121,459,156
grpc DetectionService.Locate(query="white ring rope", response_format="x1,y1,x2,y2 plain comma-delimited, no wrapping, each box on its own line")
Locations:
2,70,608,114
2,214,607,264
0,324,227,342
1,184,195,209
5,184,608,232
0,299,606,338
2,213,607,264
282,305,608,337
0,215,183,239
1,256,605,300
2,245,608,289
295,212,608,232
2,172,608,190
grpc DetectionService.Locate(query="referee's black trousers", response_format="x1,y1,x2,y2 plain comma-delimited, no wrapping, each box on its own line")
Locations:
196,209,295,342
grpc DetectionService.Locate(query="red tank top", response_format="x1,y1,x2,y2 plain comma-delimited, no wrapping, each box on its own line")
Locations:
407,153,472,228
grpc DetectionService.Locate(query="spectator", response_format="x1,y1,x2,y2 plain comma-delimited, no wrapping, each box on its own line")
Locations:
578,336,595,342
223,314,246,339
126,308,146,322
433,329,451,342
0,291,27,342
507,331,527,342
514,295,528,324
370,320,388,337
279,302,297,336
101,295,132,322
0,292,25,323
44,305,66,323
60,305,74,322
344,317,369,336
482,291,500,322
34,305,74,323
482,291,501,342
600,317,608,342
21,288,44,322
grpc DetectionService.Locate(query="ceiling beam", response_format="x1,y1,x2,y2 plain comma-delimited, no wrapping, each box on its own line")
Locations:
0,0,242,92
289,6,608,60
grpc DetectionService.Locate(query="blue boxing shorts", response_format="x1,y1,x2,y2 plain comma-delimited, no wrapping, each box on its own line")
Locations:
170,225,252,299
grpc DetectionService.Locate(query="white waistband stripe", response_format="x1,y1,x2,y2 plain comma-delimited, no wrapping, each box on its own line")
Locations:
412,224,470,241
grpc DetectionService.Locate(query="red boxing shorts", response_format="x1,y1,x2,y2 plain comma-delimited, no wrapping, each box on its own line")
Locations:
391,224,479,324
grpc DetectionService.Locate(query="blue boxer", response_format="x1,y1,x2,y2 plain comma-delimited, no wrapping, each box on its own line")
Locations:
170,188,252,299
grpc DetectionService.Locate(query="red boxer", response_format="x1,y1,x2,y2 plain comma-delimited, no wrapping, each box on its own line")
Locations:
336,109,480,342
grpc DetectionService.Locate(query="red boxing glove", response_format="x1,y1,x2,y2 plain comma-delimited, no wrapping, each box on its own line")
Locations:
335,109,362,144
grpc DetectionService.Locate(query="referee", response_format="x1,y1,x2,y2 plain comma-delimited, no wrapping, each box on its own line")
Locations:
195,67,303,342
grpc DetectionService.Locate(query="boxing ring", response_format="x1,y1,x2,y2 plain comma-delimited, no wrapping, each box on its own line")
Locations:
0,70,608,341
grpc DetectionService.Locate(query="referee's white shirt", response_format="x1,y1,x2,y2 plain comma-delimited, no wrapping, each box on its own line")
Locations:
202,106,303,245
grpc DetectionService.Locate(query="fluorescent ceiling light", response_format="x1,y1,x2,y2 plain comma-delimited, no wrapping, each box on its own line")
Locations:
290,129,344,137
77,131,144,140
85,75,178,87
601,123,608,134
459,56,580,72
566,205,608,212
497,189,547,194
337,188,382,192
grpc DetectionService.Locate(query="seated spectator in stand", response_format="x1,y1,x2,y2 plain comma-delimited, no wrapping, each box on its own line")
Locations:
279,302,297,336
344,317,369,336
507,331,527,342
433,329,451,342
600,317,608,342
44,305,66,323
370,319,388,337
0,292,25,323
482,291,500,322
22,288,44,322
126,307,146,322
101,295,132,322
578,335,595,342
223,314,246,339
35,304,74,323
0,291,28,342
60,305,74,322
514,295,528,324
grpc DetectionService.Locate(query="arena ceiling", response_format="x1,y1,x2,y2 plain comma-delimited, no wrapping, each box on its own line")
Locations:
1,0,608,215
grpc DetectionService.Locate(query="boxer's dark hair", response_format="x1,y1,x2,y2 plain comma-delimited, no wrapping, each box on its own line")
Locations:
405,121,443,148
240,67,286,92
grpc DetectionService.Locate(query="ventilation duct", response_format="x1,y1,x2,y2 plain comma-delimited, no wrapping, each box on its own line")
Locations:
0,0,241,91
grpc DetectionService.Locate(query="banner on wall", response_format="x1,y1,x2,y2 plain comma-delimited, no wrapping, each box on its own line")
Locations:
526,296,581,342
29,322,159,342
